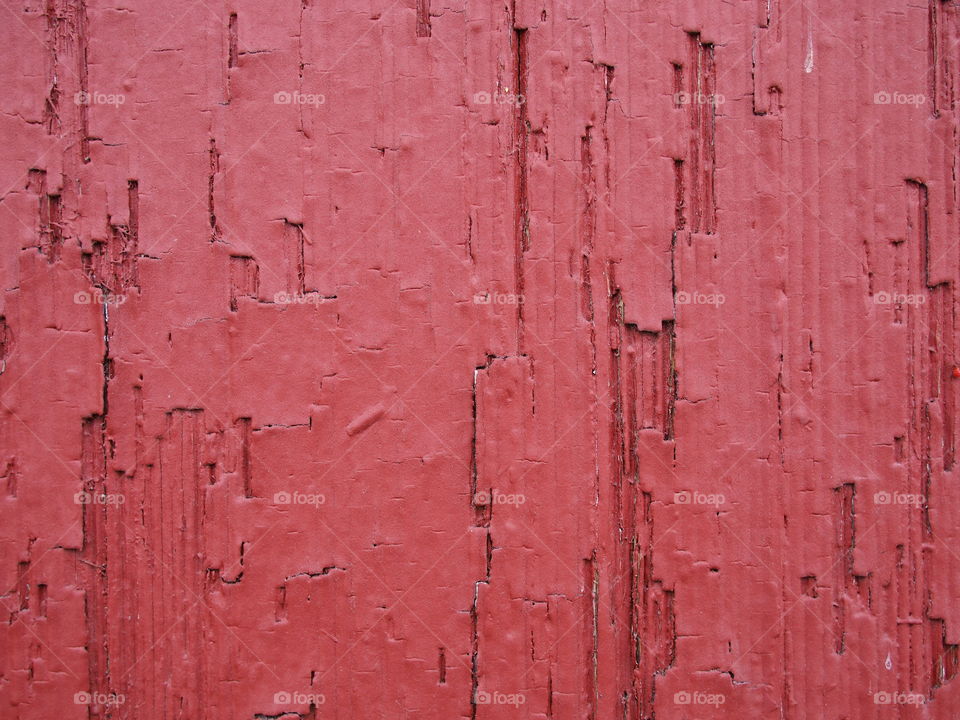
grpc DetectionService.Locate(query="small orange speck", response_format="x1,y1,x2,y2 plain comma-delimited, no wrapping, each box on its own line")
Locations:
952,366,960,378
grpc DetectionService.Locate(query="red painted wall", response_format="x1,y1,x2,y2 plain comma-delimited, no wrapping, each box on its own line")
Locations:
2,1,960,718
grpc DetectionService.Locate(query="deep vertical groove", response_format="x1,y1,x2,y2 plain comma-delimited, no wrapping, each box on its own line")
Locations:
583,553,598,719
636,491,676,719
581,129,599,382
81,415,110,719
416,0,431,38
43,0,60,134
127,180,139,249
686,33,717,234
907,180,936,538
208,138,222,242
513,24,529,350
284,221,306,294
777,353,785,466
239,417,252,498
663,320,677,441
470,582,480,720
833,482,855,654
77,0,90,162
228,13,239,68
673,159,685,231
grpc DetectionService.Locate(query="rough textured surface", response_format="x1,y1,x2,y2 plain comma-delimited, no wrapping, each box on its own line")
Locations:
2,0,960,718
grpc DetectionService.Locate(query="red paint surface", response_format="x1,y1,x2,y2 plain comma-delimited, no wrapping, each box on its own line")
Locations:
2,1,960,718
